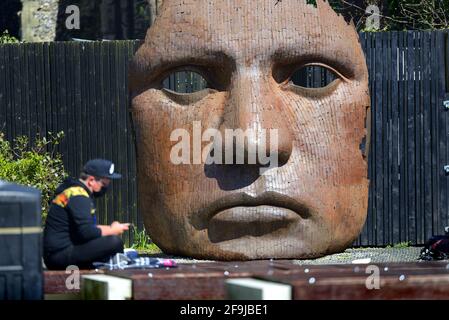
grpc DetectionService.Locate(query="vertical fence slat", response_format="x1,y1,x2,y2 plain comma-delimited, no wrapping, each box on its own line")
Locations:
130,40,141,233
12,44,21,139
415,31,423,244
398,31,407,243
422,31,433,241
6,45,13,140
366,34,377,244
91,41,98,163
36,43,46,137
67,42,76,177
73,42,83,177
81,42,89,170
431,32,439,236
19,43,29,139
114,41,125,243
109,41,118,226
84,42,92,168
405,30,411,244
373,32,383,245
27,44,36,140
116,41,129,245
57,42,69,173
384,31,392,244
2,45,11,139
119,41,130,245
44,43,52,140
390,31,400,244
95,41,105,223
104,41,113,225
49,43,57,145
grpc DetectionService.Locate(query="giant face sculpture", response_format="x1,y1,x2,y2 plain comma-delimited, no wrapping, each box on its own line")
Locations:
130,0,370,260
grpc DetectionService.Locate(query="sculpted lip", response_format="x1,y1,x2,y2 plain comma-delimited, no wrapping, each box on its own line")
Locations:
208,206,299,243
190,191,312,230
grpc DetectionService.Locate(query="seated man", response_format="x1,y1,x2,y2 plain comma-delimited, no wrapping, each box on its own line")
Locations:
43,159,130,270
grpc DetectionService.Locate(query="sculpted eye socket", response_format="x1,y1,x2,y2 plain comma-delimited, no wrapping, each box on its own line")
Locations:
160,69,218,105
273,61,347,97
290,64,339,89
276,63,346,98
162,70,209,93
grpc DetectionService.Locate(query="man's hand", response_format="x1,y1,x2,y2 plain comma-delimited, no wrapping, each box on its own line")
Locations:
98,221,130,236
111,221,130,234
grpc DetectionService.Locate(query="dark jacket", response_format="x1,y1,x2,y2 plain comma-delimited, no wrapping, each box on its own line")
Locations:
43,178,101,256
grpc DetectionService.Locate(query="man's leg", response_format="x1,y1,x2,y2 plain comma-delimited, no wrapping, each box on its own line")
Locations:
68,236,124,269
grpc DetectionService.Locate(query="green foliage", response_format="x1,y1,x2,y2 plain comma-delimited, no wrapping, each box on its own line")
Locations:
360,25,390,33
130,225,161,253
136,1,150,19
389,0,449,30
386,241,412,248
0,30,19,44
0,131,67,220
327,0,449,31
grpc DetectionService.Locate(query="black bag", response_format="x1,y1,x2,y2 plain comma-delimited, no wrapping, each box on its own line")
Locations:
419,234,449,261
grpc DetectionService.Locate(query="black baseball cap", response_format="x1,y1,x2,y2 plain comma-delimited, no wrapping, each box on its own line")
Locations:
82,159,122,179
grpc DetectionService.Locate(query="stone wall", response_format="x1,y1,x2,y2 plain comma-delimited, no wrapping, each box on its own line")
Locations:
21,0,59,42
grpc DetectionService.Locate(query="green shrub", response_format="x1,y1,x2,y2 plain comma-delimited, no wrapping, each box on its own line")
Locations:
0,131,67,220
0,30,19,44
130,225,161,254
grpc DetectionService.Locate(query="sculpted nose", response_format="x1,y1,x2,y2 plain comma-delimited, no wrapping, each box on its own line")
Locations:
220,66,293,168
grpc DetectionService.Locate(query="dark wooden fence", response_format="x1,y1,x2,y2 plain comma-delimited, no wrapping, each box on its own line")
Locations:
360,31,449,246
1,31,449,247
0,41,141,246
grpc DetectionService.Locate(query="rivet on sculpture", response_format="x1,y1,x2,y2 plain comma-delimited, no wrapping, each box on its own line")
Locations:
130,0,371,260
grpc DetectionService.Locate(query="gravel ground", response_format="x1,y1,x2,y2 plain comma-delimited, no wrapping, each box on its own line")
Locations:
291,247,423,265
143,246,425,265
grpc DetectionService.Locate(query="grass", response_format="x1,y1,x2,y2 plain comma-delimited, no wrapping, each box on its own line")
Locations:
135,243,162,255
330,252,353,260
128,225,162,254
386,241,412,249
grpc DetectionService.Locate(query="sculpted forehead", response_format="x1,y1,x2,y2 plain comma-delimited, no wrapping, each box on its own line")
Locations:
133,0,366,84
152,0,357,45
